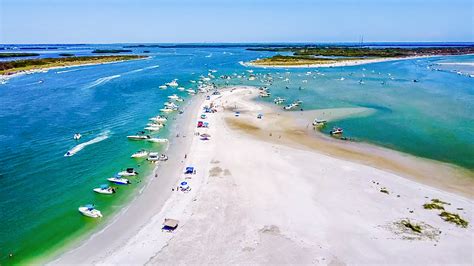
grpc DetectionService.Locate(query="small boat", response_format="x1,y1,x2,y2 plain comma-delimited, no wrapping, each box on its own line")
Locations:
186,89,196,95
127,135,150,140
146,122,164,127
150,116,167,123
164,102,178,108
168,94,179,100
73,133,82,140
166,80,178,87
78,204,102,218
93,184,116,194
118,168,138,176
175,97,184,102
147,152,160,161
273,97,285,104
312,119,327,127
330,127,344,135
131,150,149,158
160,107,176,113
283,103,298,110
177,87,186,91
148,138,169,143
108,175,131,185
144,126,161,131
159,85,167,89
259,91,271,97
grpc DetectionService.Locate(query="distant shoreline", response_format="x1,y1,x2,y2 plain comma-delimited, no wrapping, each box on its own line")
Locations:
243,55,434,68
0,55,148,81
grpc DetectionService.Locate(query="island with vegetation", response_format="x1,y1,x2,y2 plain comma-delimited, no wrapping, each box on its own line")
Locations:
0,55,146,75
92,49,132,54
247,46,474,67
59,53,75,57
0,52,40,58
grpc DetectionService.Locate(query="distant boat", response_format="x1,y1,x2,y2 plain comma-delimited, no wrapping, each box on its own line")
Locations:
159,85,167,89
93,184,116,194
78,205,102,218
108,175,131,185
168,94,179,100
131,150,149,158
73,133,82,140
127,135,150,140
166,80,178,87
330,127,344,135
118,168,138,176
312,119,327,127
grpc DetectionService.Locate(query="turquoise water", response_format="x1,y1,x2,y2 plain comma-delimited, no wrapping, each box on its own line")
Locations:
0,45,473,264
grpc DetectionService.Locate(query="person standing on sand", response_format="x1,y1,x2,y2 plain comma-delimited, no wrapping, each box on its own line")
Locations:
184,154,187,159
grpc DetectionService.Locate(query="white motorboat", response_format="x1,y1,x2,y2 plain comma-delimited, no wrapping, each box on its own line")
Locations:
147,122,164,127
273,97,286,104
127,135,150,140
330,127,344,135
175,97,184,102
108,175,131,185
148,138,169,143
164,102,178,108
166,80,178,87
78,205,103,218
168,94,179,100
131,150,149,158
145,126,161,131
93,184,116,194
159,85,167,89
186,89,196,95
160,107,175,113
147,152,160,161
73,133,82,140
118,168,138,176
177,87,186,91
150,116,167,122
283,103,298,110
312,119,327,127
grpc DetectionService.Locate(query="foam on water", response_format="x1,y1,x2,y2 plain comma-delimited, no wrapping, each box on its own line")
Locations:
64,130,110,157
84,75,121,88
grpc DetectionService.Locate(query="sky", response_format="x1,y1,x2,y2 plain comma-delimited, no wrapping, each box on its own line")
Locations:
1,0,473,44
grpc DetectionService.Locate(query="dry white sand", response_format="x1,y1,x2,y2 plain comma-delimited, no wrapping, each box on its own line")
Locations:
52,86,473,265
244,56,435,69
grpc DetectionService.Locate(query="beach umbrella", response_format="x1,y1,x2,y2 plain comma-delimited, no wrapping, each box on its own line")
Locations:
180,181,188,186
200,133,211,138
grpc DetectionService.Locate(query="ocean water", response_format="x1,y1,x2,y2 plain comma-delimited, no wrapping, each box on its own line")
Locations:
0,44,473,264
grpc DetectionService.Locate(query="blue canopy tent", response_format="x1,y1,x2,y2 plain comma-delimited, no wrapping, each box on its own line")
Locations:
185,167,194,174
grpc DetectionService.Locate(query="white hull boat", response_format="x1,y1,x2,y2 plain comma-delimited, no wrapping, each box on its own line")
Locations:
131,150,149,158
127,135,150,140
78,206,102,218
108,177,131,185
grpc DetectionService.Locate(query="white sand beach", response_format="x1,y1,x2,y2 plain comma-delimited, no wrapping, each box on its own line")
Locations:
52,86,473,265
244,56,435,69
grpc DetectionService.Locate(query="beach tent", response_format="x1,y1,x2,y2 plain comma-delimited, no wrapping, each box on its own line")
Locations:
162,218,179,231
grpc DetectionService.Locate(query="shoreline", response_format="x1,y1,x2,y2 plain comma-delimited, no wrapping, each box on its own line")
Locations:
50,86,473,265
0,56,149,82
43,93,206,265
243,55,436,68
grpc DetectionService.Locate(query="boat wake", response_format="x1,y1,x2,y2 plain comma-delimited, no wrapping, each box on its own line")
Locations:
64,130,110,157
56,68,82,74
205,53,213,58
84,75,121,88
124,65,160,75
